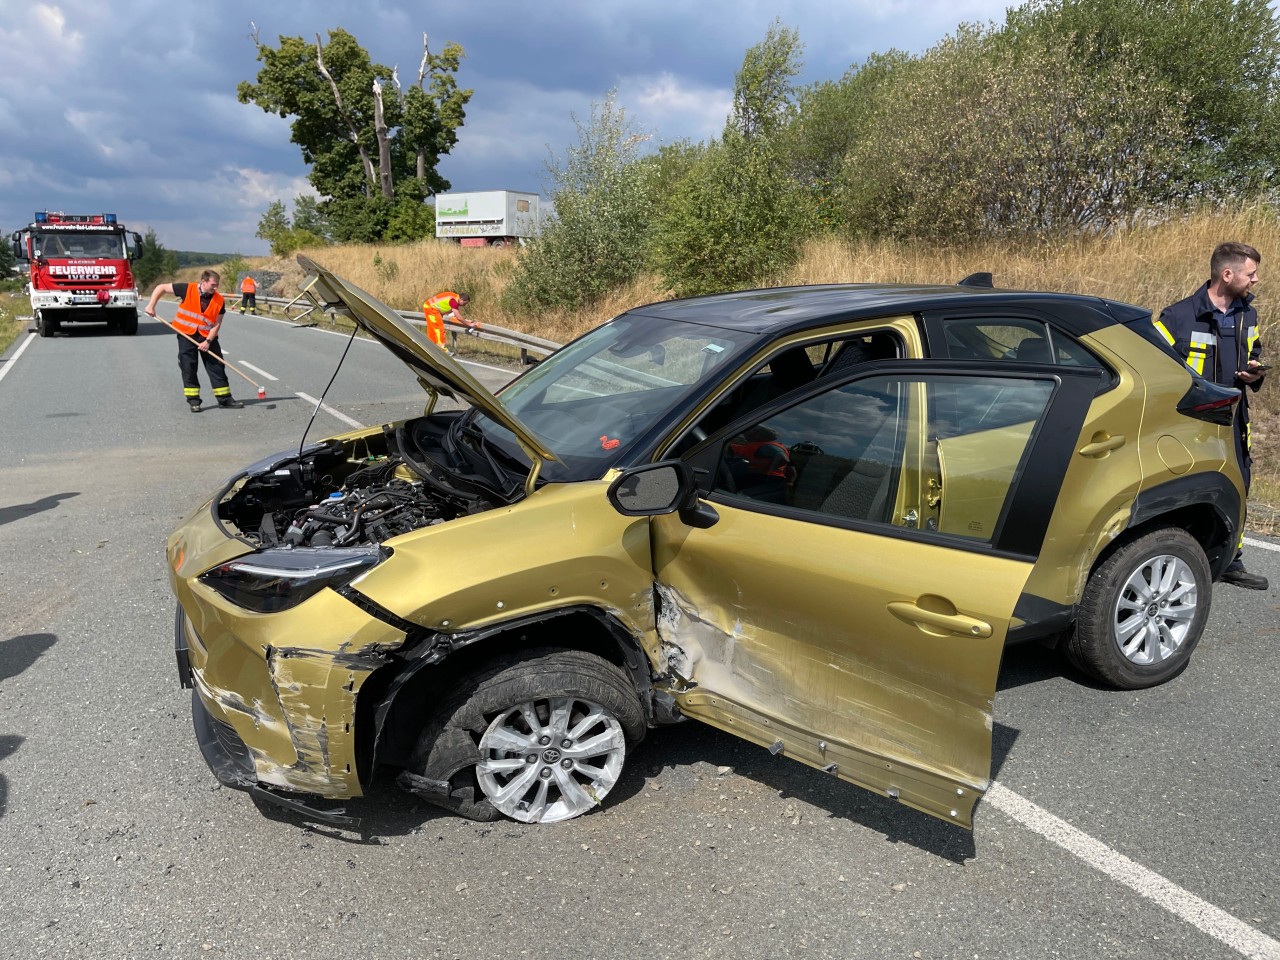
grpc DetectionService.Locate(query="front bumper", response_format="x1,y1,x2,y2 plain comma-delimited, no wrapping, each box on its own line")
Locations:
175,602,383,828
188,682,361,829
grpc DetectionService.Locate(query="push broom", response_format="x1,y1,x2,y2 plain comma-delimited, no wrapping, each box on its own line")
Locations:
157,317,267,399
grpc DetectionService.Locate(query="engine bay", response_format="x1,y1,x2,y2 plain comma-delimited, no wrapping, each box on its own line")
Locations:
216,413,527,549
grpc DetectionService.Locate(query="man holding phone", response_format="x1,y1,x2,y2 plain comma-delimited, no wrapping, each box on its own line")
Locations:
1157,242,1268,589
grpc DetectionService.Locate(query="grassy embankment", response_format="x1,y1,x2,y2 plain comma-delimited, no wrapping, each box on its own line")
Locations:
162,201,1280,533
0,289,27,354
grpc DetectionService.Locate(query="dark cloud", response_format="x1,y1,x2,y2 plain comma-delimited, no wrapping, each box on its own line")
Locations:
0,0,1011,253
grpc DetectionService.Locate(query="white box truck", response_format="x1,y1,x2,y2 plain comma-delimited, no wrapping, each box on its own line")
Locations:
434,190,541,247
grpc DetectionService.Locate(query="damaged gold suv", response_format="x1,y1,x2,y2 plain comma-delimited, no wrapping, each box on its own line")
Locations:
168,259,1245,830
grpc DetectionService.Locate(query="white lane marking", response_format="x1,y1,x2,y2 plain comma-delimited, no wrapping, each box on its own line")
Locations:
986,783,1280,960
1243,536,1280,553
296,392,365,429
239,361,278,381
0,332,38,386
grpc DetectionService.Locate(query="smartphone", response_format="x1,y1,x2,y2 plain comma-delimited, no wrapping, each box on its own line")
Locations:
1248,363,1271,372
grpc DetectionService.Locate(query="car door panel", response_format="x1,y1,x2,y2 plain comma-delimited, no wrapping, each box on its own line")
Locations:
651,364,1099,828
653,508,1034,826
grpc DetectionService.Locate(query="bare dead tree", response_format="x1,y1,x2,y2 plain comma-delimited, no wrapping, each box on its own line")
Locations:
414,32,430,181
315,33,377,190
371,77,395,199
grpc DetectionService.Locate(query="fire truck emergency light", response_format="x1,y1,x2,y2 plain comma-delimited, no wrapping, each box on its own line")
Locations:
34,211,48,222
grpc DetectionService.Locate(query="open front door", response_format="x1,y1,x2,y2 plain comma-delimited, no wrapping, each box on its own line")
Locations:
648,363,1099,827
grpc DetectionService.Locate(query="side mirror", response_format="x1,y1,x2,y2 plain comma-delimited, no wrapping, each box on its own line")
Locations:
607,460,719,528
11,233,27,261
131,233,143,260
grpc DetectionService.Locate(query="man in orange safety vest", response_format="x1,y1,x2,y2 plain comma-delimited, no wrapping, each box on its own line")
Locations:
422,291,476,352
239,274,257,314
144,270,243,412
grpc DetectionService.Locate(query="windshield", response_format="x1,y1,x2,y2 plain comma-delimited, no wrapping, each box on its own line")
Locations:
474,313,757,482
34,231,125,259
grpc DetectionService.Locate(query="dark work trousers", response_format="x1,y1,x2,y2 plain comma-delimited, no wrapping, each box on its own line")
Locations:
241,292,256,313
178,333,231,400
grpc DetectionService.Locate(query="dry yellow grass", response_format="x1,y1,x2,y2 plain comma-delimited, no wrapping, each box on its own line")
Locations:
206,202,1280,529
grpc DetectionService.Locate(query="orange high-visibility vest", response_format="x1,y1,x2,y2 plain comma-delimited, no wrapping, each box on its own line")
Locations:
173,283,224,338
240,276,256,293
422,300,447,347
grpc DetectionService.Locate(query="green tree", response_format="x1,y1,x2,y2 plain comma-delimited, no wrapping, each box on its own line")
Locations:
506,90,655,311
220,253,248,293
839,25,1188,240
256,199,328,255
783,51,909,230
652,23,806,296
238,28,471,240
1004,0,1280,199
730,19,802,141
654,136,803,297
0,229,14,286
134,229,178,289
291,195,329,238
255,200,292,255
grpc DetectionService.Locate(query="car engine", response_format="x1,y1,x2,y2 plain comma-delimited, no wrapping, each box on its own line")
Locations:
216,410,523,550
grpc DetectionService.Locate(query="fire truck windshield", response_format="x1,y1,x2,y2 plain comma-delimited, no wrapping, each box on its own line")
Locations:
35,233,125,258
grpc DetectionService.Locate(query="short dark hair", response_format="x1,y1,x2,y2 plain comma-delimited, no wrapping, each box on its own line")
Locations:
458,292,471,302
1211,242,1261,279
199,269,221,283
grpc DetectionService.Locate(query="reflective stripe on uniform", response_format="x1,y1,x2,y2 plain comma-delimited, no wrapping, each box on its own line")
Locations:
1189,331,1217,346
1153,320,1176,345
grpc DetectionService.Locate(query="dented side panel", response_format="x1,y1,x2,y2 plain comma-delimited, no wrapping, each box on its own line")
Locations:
353,480,662,657
651,504,1032,826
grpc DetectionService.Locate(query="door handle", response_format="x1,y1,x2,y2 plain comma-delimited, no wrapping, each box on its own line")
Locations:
887,601,993,638
1078,433,1126,457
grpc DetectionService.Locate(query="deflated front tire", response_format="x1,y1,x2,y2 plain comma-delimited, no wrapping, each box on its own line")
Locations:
398,649,645,824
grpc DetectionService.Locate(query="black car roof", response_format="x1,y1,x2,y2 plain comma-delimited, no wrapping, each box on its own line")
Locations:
624,283,1150,338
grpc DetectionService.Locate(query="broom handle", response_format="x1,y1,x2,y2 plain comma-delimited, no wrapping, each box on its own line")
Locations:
156,316,263,389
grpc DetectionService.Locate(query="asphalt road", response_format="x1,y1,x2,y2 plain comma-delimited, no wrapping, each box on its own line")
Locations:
0,307,1277,960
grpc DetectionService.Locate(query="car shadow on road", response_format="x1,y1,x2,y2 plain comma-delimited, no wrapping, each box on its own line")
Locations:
0,492,79,526
37,322,175,339
315,720,991,862
264,652,1076,856
0,634,54,824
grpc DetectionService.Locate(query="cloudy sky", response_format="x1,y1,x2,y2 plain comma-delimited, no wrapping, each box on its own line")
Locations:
0,1,1015,254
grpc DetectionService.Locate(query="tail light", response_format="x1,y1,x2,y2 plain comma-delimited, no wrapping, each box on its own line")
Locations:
1177,378,1240,425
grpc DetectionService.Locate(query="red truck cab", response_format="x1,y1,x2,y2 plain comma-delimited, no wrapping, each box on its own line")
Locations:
10,212,144,337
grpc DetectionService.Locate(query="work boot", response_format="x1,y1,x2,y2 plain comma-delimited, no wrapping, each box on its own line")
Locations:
1221,561,1269,590
187,398,202,413
217,397,244,409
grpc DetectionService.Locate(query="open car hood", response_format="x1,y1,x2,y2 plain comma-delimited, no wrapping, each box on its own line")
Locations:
296,255,555,465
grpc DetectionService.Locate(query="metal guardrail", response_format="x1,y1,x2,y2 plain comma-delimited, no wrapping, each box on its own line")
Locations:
226,292,561,364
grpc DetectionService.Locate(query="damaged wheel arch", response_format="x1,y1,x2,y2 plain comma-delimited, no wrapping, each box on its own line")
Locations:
369,604,665,776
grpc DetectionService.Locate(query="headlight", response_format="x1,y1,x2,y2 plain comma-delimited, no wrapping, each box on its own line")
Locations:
200,547,387,613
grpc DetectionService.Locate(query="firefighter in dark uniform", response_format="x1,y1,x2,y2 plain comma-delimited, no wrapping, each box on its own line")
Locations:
1156,242,1267,589
144,269,243,412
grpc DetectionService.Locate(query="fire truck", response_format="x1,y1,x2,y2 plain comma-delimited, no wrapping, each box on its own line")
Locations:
10,212,144,337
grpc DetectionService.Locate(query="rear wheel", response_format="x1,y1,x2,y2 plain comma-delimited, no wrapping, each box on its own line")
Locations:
118,310,138,335
36,311,53,337
398,649,645,823
1067,527,1210,689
